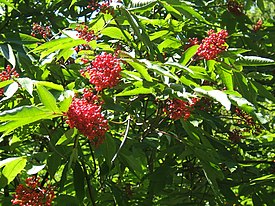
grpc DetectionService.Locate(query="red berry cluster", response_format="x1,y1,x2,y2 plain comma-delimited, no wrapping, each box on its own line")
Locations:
31,23,52,39
76,24,97,42
227,0,243,15
196,30,228,60
0,65,19,96
87,0,114,15
66,89,109,146
81,52,122,91
163,98,199,120
184,37,200,50
252,19,263,32
11,176,55,206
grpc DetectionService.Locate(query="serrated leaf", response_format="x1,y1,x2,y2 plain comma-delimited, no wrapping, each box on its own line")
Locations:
1,157,27,186
36,84,60,113
235,55,275,66
0,44,16,68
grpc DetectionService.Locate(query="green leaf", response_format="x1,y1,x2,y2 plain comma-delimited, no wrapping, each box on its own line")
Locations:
124,59,153,82
31,38,86,59
55,195,79,206
17,78,34,96
180,45,199,66
116,86,154,96
257,0,265,13
0,82,19,102
158,38,181,52
73,162,85,202
194,88,231,110
235,55,275,66
27,164,46,175
119,152,143,176
215,63,233,90
1,157,27,186
37,81,64,91
251,80,275,102
99,134,116,168
120,8,157,59
36,84,60,113
0,0,18,10
0,33,42,45
0,106,59,135
69,0,77,8
59,96,73,113
102,27,132,41
0,80,13,88
140,59,178,80
0,44,16,68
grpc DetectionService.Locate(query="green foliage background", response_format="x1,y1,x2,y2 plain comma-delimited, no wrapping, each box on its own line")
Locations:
0,0,275,205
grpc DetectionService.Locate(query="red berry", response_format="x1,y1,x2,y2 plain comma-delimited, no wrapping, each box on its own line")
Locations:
11,176,55,206
81,52,122,91
196,30,228,60
65,89,109,146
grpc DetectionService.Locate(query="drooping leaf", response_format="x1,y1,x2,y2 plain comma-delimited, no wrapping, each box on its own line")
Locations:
235,55,275,66
27,164,46,175
0,44,16,68
0,82,19,102
0,157,27,187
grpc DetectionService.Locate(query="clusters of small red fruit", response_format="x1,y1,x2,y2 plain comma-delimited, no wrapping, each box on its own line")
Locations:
196,29,228,60
229,108,261,143
11,176,55,206
81,52,122,91
227,0,243,16
164,98,200,120
66,89,109,146
31,23,52,39
184,37,200,50
87,0,114,15
253,19,263,32
76,24,97,42
0,65,19,96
